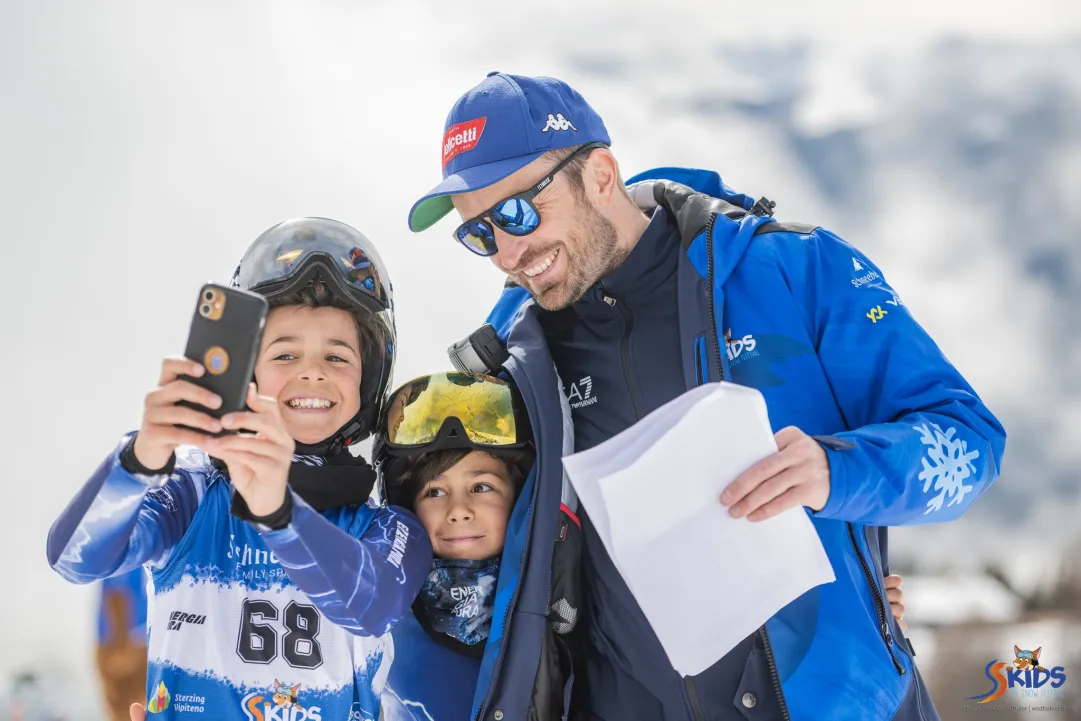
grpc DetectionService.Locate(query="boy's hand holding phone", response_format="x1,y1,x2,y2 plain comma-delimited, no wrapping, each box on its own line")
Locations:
133,358,224,471
203,383,296,517
131,283,286,510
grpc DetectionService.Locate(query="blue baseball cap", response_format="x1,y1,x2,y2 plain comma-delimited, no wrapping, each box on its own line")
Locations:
407,72,611,233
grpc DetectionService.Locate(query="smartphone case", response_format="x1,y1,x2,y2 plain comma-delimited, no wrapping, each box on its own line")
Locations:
178,283,268,430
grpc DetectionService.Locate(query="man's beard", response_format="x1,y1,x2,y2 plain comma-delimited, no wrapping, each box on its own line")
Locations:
528,203,624,311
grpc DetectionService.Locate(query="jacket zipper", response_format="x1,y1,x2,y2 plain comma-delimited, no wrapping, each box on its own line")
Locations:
602,293,644,420
847,523,905,675
705,211,791,718
685,676,706,721
705,214,723,381
759,628,792,721
608,284,702,721
686,224,719,721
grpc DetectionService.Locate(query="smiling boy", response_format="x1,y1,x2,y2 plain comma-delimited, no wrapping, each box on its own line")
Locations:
48,218,431,721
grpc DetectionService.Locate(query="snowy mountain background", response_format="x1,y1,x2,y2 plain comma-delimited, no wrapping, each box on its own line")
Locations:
2,1,1078,718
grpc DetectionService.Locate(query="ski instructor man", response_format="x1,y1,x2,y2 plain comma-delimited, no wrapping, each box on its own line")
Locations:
407,72,1005,720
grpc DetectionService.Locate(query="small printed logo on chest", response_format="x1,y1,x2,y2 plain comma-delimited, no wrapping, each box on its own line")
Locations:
565,376,598,409
227,534,280,568
167,610,206,631
867,305,888,323
225,533,288,583
851,257,882,288
725,329,760,367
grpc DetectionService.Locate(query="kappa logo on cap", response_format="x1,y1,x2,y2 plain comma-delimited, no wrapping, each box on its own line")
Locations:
443,117,487,168
541,113,577,132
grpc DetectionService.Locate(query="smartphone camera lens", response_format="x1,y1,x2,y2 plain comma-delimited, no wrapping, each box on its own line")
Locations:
200,304,211,316
204,290,215,302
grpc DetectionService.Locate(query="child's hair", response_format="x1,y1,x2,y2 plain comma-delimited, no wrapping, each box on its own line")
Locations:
268,279,387,367
393,448,534,510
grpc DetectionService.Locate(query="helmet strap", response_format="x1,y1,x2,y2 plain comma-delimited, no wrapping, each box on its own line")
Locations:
294,415,366,457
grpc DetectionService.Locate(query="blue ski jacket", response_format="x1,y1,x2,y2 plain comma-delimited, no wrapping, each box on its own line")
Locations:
475,169,1005,721
48,440,430,721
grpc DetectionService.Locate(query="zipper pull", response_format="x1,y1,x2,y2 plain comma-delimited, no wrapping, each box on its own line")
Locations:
882,624,906,675
602,294,617,307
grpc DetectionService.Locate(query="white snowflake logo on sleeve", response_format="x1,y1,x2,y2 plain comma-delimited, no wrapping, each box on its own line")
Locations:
914,422,980,514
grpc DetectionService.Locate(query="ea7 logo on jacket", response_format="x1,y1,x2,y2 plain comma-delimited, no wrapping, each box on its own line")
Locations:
566,376,597,409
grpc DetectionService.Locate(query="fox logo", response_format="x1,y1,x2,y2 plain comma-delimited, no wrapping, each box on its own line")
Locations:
242,681,322,721
1013,646,1042,671
272,680,302,710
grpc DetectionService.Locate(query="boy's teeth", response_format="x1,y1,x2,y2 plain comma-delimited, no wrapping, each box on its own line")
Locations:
287,398,332,409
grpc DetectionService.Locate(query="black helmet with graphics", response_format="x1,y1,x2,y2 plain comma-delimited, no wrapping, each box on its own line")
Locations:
231,217,395,449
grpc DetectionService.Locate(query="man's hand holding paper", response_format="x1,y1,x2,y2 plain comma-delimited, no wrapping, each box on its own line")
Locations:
562,382,836,677
721,425,832,521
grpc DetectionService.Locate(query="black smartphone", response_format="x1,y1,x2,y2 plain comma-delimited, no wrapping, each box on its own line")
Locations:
177,283,269,434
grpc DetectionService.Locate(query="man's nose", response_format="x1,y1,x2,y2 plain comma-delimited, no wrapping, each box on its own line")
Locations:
493,230,527,271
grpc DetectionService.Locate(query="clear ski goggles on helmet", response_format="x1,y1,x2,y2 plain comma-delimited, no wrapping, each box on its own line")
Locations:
452,142,608,257
232,218,391,314
381,372,530,451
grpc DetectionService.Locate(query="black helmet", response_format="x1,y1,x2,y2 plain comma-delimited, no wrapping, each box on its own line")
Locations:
231,217,395,449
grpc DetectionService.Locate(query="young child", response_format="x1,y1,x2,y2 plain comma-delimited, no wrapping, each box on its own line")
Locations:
373,371,547,718
378,372,534,654
47,218,431,721
372,371,913,720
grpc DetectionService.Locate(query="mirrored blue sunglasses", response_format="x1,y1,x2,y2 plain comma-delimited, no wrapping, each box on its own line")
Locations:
453,142,608,257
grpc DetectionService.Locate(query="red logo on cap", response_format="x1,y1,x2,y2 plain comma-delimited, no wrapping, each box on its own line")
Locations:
442,117,487,169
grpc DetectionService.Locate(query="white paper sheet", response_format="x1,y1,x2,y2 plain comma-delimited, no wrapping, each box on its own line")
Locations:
562,382,835,677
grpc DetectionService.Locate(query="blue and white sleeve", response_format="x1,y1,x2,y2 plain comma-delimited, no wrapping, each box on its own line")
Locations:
47,435,208,583
261,495,432,637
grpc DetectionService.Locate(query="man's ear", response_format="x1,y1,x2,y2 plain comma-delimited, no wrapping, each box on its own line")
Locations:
585,148,621,207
